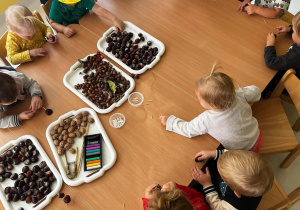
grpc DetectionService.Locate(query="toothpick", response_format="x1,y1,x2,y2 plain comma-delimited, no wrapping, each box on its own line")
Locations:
151,113,153,119
145,100,152,102
263,19,266,24
76,123,90,177
123,203,125,210
143,103,149,106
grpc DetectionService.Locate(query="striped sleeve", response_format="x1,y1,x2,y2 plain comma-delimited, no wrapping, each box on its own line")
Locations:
0,115,21,128
214,149,228,160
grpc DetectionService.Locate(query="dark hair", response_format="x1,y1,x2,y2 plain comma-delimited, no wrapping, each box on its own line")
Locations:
0,72,19,104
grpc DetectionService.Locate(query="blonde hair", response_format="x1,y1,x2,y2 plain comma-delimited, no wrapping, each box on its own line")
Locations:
195,62,235,110
293,12,300,37
217,150,274,197
147,189,194,210
5,5,36,34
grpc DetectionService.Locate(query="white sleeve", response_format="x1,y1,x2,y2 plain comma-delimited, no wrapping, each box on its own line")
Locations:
0,115,21,128
165,114,208,138
204,185,237,210
236,86,261,102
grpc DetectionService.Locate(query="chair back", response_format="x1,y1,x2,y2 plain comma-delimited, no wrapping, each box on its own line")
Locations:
32,10,44,23
40,0,53,23
282,10,294,24
0,31,10,66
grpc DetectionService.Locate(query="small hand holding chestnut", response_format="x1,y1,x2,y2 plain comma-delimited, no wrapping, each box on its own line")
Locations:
237,0,251,12
276,25,291,34
145,183,159,199
159,115,168,126
46,34,57,43
29,96,43,113
191,166,212,188
18,110,35,121
29,48,47,57
244,4,257,15
63,26,76,38
113,18,125,32
194,150,216,162
266,32,276,46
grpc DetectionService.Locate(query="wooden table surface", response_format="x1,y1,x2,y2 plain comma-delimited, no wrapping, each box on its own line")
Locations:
0,0,294,209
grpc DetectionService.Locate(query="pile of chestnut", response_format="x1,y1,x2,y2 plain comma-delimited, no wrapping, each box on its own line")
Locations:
105,31,159,70
74,54,131,109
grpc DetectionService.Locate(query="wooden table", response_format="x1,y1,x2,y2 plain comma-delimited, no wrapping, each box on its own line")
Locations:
79,0,293,94
0,0,293,209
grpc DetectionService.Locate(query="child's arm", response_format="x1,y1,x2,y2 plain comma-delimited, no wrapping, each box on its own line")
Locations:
244,4,283,19
160,114,208,138
49,20,76,38
237,86,261,103
92,4,125,32
20,72,43,112
0,110,34,128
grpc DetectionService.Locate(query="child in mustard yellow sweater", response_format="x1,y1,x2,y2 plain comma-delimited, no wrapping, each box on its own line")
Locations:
5,5,57,65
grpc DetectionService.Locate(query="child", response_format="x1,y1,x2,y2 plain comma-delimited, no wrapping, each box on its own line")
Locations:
0,68,43,128
191,150,274,209
142,181,210,210
159,63,262,151
237,0,290,19
5,5,57,65
264,12,300,77
49,0,125,38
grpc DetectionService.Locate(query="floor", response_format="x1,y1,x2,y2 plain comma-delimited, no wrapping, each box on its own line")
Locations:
1,0,300,209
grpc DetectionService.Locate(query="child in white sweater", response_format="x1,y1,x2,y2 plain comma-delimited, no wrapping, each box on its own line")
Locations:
159,63,262,151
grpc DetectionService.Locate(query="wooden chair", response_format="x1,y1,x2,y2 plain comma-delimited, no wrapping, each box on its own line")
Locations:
258,178,300,210
252,69,300,168
282,11,294,25
0,31,10,66
40,0,53,24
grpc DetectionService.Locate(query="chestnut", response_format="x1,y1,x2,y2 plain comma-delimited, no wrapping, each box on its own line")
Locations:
13,194,20,202
31,174,38,181
44,187,51,195
33,188,39,196
0,155,6,161
20,195,26,201
4,187,11,194
12,152,18,158
30,156,39,163
22,166,30,173
10,173,18,180
24,177,30,184
19,141,25,147
7,157,13,164
17,187,23,194
18,173,25,180
32,165,40,173
106,47,112,52
18,180,25,188
37,192,44,200
39,161,47,169
6,150,13,157
29,181,37,189
13,158,21,165
32,150,39,156
26,196,32,204
14,180,20,187
26,170,33,178
0,175,5,182
10,187,17,194
64,195,71,203
25,139,33,146
22,184,29,192
6,193,13,201
24,159,31,165
0,166,5,175
37,171,44,178
25,189,32,196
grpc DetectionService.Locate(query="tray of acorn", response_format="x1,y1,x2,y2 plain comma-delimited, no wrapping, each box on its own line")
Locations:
0,135,62,210
63,52,135,114
97,21,165,75
46,107,117,186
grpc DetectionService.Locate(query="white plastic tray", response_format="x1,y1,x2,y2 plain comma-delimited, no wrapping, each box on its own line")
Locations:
97,21,165,75
0,135,62,210
63,54,135,114
45,107,117,186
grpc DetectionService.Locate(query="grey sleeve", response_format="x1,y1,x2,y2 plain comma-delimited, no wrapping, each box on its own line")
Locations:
236,86,261,102
0,115,21,128
21,73,42,98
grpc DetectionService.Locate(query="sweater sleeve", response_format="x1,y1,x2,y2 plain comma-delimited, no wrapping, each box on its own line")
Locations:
203,185,237,210
6,33,31,65
0,115,21,128
20,73,42,98
142,198,149,210
36,19,53,36
264,45,293,71
236,86,261,103
166,114,208,138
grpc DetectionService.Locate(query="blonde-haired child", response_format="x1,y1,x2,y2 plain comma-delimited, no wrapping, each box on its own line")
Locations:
237,0,290,19
191,150,274,209
142,182,209,210
49,0,125,38
5,5,57,65
159,63,262,151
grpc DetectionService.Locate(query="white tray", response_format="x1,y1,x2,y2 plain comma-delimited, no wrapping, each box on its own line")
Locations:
63,54,135,114
97,21,165,75
45,107,117,186
0,135,62,210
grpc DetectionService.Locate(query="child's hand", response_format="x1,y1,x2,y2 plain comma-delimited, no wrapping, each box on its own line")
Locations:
46,34,58,43
266,32,276,46
244,4,257,15
276,25,290,34
29,48,47,57
194,150,216,162
29,96,43,113
113,19,125,32
18,110,35,122
63,26,76,38
144,183,159,199
161,181,176,192
237,0,251,12
159,115,168,126
191,166,212,188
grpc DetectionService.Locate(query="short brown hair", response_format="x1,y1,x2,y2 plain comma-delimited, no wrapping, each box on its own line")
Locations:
196,63,235,110
0,72,19,104
217,150,274,197
147,189,194,210
293,12,300,37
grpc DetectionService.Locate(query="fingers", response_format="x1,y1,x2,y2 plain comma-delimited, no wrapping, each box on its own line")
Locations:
205,167,210,176
146,183,159,192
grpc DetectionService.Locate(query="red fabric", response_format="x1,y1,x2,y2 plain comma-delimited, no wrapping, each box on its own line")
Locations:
249,131,263,153
142,183,210,210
